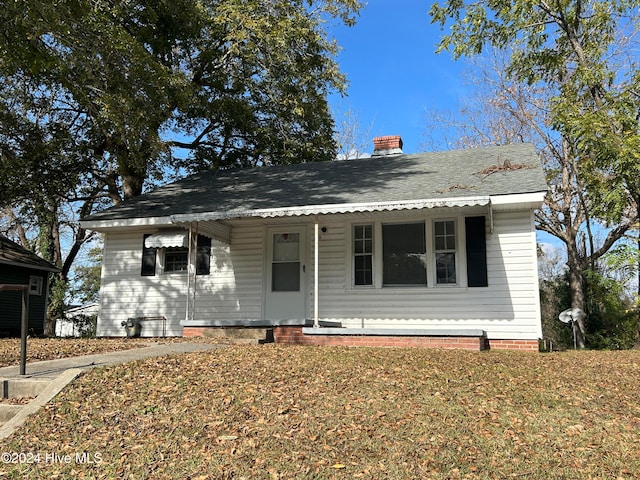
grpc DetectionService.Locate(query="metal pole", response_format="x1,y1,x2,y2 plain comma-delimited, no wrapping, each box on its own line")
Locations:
20,287,29,375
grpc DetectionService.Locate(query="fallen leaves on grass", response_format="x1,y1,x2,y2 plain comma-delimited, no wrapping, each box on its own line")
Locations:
1,347,639,479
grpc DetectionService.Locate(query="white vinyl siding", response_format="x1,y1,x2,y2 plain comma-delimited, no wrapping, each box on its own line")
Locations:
96,208,541,341
321,210,541,340
97,222,265,336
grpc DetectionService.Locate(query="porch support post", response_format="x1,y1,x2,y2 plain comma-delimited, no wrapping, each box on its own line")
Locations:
185,222,198,324
313,215,319,328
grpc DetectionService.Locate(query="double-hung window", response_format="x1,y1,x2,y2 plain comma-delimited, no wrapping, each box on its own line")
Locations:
434,220,457,285
164,248,189,273
353,225,373,286
382,222,427,286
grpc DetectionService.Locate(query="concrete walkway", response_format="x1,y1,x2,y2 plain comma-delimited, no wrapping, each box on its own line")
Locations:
0,342,223,379
0,342,223,439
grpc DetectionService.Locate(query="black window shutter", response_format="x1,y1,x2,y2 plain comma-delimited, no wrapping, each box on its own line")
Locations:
196,235,211,275
465,216,488,287
141,234,157,276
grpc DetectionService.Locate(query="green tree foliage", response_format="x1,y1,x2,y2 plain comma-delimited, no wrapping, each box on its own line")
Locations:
0,0,361,332
584,269,637,349
429,0,640,347
540,269,636,350
1,0,361,202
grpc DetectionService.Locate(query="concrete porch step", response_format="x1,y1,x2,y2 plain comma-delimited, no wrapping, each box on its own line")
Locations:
201,327,274,344
0,378,52,424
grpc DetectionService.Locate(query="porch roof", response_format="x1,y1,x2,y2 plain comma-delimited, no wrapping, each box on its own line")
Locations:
81,143,547,229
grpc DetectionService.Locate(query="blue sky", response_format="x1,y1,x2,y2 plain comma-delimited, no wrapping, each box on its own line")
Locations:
328,1,467,155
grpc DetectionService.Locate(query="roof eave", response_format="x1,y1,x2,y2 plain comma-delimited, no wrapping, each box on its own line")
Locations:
79,216,175,232
0,259,61,273
80,192,546,231
490,191,547,210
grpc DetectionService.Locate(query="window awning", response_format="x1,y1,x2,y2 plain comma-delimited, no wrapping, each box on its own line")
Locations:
145,230,188,248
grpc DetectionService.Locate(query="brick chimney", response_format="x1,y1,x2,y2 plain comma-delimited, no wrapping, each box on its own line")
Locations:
372,135,403,157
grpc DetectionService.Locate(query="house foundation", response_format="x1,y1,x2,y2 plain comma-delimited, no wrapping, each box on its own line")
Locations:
182,324,539,351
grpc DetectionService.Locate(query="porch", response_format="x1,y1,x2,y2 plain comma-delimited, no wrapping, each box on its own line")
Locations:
181,321,514,351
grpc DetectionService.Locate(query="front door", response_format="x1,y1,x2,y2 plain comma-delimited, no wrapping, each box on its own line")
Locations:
265,227,307,321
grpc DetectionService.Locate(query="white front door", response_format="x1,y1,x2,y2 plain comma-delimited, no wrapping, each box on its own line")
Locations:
265,227,307,321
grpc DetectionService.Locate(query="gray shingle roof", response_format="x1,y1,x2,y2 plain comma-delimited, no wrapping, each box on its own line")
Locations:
82,143,547,223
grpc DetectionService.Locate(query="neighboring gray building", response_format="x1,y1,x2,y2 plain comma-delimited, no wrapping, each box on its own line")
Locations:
81,139,548,350
0,235,59,336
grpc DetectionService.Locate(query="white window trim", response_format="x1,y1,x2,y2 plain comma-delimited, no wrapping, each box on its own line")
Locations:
432,218,460,287
351,223,375,288
348,214,471,290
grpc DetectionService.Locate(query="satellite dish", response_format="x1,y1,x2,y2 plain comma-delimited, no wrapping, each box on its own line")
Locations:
558,309,573,323
571,308,586,322
558,308,586,350
559,308,585,324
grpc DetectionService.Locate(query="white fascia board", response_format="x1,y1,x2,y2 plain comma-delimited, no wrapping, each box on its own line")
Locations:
489,192,547,210
79,216,174,231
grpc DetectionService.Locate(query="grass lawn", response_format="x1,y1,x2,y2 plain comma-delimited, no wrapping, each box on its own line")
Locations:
0,345,639,479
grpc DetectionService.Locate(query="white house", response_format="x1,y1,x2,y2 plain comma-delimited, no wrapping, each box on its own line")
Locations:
80,138,548,350
56,302,99,337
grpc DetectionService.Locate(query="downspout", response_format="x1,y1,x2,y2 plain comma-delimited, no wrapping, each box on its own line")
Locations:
313,215,319,328
488,199,494,233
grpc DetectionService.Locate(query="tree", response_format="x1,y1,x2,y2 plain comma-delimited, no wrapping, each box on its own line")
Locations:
537,244,573,350
333,105,375,159
71,246,102,305
0,0,362,333
429,0,640,347
2,0,362,198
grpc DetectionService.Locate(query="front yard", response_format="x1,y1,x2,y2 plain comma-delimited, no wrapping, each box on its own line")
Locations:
0,345,639,479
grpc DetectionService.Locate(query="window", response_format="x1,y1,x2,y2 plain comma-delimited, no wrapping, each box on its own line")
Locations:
141,234,157,276
196,236,212,275
29,276,43,296
350,217,487,289
141,234,211,276
353,224,373,286
272,233,300,291
382,223,427,286
434,220,457,284
164,248,189,273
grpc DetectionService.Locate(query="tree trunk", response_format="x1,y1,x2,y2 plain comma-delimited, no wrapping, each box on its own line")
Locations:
567,248,587,348
121,173,145,201
636,228,640,349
